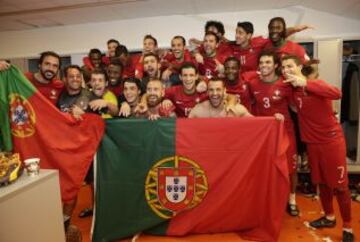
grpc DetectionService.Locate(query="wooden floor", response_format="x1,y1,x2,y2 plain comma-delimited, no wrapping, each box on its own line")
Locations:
72,185,360,242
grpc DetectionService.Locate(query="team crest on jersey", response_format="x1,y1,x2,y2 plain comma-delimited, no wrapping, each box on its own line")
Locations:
145,156,208,219
50,89,57,100
9,94,36,138
272,89,281,100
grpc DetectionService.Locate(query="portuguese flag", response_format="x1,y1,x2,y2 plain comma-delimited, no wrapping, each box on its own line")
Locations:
0,66,105,202
93,118,289,242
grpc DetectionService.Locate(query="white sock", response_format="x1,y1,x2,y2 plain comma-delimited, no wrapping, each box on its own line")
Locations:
343,228,353,233
325,215,335,221
289,193,296,205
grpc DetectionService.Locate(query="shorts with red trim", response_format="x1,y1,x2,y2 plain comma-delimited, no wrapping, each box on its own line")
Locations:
307,137,348,189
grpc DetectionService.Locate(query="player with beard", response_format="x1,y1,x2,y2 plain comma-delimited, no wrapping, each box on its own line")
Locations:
162,62,207,117
231,21,311,72
161,36,194,86
24,51,64,105
135,35,159,79
106,59,124,96
141,53,162,90
190,20,232,56
265,17,309,63
136,79,175,120
224,57,256,112
247,50,299,216
195,31,232,80
281,55,354,242
189,79,251,118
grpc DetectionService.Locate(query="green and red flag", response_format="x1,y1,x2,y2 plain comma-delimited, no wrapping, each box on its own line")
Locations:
93,118,289,242
0,66,105,202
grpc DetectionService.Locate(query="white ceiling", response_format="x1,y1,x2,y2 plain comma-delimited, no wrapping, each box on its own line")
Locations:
0,0,359,32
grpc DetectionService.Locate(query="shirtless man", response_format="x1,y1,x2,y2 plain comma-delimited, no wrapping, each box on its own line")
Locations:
189,79,251,118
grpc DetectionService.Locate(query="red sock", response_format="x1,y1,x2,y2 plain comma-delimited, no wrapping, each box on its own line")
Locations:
335,188,352,228
319,185,334,215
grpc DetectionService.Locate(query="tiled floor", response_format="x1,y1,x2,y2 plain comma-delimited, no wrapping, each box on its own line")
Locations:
72,185,360,242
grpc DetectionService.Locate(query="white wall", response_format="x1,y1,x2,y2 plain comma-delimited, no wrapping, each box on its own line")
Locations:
1,6,360,59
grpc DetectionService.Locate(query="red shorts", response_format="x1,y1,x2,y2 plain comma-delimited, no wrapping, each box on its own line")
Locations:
307,138,348,189
286,129,298,175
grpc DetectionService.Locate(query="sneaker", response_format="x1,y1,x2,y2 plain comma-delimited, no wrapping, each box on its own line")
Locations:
309,216,336,228
342,231,354,242
78,208,93,218
287,203,299,216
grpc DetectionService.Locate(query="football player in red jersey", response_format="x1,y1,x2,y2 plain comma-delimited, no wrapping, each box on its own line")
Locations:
114,44,139,79
163,62,207,117
189,20,232,55
281,55,354,242
24,51,64,105
265,17,309,63
81,48,106,84
161,36,194,86
136,79,175,120
223,57,255,112
247,50,299,216
195,31,232,80
106,59,124,97
231,21,311,72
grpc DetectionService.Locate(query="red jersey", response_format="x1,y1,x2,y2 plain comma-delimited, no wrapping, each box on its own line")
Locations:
122,54,141,79
264,40,308,64
82,56,108,69
108,83,123,97
293,79,343,143
225,71,257,112
231,36,270,72
198,51,230,79
198,41,233,57
248,75,294,130
161,49,194,73
165,86,207,117
25,72,64,105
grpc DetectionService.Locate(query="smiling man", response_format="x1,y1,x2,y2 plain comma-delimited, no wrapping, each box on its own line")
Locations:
24,51,64,105
57,65,91,113
265,17,309,63
189,78,251,118
164,62,207,117
161,36,194,86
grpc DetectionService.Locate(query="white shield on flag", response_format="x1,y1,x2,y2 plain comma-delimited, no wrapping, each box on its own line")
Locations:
165,176,187,203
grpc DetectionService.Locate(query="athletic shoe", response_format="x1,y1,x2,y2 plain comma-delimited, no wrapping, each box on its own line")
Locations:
309,216,336,228
78,208,93,218
287,203,299,216
342,231,354,242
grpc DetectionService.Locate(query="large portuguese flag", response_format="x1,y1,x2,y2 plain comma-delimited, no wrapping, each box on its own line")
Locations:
0,66,105,202
93,118,289,242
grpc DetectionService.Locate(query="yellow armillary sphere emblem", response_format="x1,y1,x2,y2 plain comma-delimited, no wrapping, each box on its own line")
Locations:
9,94,36,138
145,155,208,219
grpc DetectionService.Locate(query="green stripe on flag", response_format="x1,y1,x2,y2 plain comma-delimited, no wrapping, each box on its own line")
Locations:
93,118,176,241
0,66,36,151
